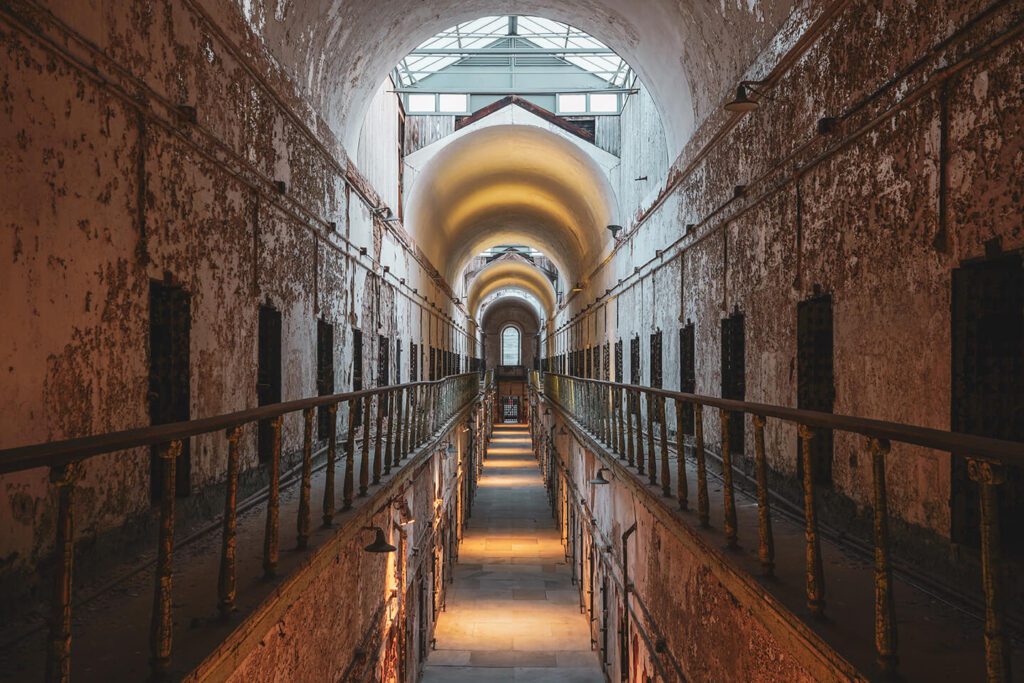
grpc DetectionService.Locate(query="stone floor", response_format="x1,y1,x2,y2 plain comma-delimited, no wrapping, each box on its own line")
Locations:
422,424,605,683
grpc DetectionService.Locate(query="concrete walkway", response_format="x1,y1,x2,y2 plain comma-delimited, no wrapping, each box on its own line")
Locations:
422,424,604,683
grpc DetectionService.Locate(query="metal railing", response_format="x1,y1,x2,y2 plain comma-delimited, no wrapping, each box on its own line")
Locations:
539,372,1024,681
0,373,482,682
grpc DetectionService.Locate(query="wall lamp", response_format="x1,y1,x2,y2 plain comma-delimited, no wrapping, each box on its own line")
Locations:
589,468,611,486
724,81,771,112
362,526,396,553
571,283,583,293
606,224,623,239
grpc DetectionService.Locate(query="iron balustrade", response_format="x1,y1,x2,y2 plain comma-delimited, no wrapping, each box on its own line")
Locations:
538,372,1024,681
0,373,482,682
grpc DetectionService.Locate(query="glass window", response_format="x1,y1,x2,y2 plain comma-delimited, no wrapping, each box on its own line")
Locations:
501,327,521,365
557,93,587,113
407,94,436,112
589,93,618,113
438,93,468,113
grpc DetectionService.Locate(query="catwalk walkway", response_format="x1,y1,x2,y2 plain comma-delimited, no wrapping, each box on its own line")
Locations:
422,423,603,682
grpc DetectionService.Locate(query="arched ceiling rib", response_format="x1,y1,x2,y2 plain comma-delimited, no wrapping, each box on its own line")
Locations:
466,258,557,321
252,1,801,159
406,124,617,285
481,296,541,333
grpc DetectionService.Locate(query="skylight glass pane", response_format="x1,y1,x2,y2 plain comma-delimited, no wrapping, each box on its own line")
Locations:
438,93,468,112
396,15,628,88
589,93,618,112
407,94,436,112
558,93,586,113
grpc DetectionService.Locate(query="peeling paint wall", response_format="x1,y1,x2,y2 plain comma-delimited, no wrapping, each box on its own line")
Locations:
551,0,1024,545
0,0,472,602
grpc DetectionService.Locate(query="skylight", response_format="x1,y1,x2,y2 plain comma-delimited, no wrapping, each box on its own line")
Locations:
395,16,631,89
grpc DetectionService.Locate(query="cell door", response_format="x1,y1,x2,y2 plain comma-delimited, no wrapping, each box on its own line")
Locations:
316,319,334,439
679,323,696,435
149,281,191,500
951,256,1024,552
257,305,282,463
720,311,745,455
797,295,834,484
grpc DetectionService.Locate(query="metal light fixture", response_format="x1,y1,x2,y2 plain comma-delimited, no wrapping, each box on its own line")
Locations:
724,81,771,113
607,224,623,239
362,526,396,553
571,283,583,293
589,468,610,486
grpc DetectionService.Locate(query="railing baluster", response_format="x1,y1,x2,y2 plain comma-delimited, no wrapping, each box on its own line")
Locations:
659,397,671,497
616,387,625,458
46,463,77,683
675,399,688,510
373,391,385,484
359,394,372,496
645,391,657,485
263,416,282,578
968,458,1010,682
752,416,774,576
151,439,182,677
870,438,897,672
719,409,738,548
218,426,242,618
634,390,645,475
297,408,314,550
799,425,825,616
625,389,636,467
694,404,709,527
322,404,338,527
343,399,356,511
386,389,397,473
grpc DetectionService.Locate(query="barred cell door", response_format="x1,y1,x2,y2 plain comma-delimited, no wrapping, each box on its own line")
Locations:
501,396,521,423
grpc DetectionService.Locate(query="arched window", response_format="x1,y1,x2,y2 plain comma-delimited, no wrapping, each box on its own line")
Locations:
501,326,521,365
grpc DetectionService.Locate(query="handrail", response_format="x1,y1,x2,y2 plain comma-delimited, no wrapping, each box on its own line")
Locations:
537,372,1022,681
0,374,479,474
3,372,485,682
543,374,1024,466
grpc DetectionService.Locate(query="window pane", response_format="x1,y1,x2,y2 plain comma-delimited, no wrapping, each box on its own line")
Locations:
501,327,520,365
589,93,618,113
438,93,468,113
407,94,436,112
558,93,586,113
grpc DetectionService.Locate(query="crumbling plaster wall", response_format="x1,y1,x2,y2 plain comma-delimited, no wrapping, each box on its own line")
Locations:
224,425,471,682
551,0,1023,538
0,0,471,597
550,427,819,682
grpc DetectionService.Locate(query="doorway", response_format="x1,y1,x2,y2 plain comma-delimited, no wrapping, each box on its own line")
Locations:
149,281,191,500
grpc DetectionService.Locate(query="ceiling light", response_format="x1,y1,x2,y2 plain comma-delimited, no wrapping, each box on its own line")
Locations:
589,468,610,486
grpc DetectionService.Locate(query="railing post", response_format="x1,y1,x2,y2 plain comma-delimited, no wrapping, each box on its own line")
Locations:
645,391,657,486
799,424,825,616
659,397,671,497
218,426,242,618
968,458,1010,683
322,404,338,527
752,415,774,576
675,399,688,510
719,409,738,548
263,416,283,579
870,438,897,673
359,394,372,496
150,439,182,678
343,399,356,511
694,404,709,527
46,463,77,683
